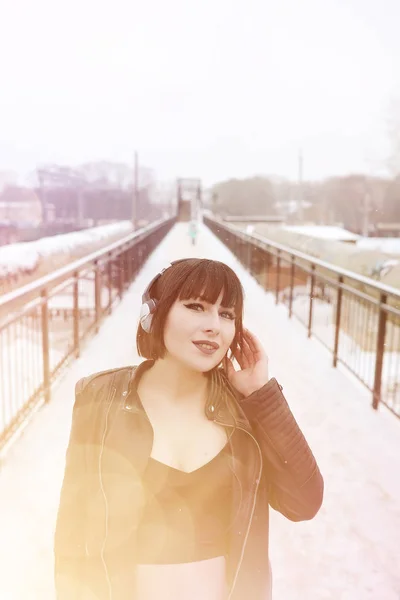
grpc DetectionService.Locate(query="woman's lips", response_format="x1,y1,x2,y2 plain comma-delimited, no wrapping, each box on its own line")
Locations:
192,342,219,355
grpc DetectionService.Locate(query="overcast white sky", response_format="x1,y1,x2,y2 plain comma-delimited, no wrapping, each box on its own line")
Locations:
0,0,399,186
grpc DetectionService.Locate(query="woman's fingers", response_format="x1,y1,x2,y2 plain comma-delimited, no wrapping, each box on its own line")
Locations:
240,336,254,367
232,345,246,369
224,356,236,377
235,349,245,369
231,329,265,371
244,328,265,362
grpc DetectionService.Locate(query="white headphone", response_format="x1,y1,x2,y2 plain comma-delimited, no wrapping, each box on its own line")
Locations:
139,260,186,333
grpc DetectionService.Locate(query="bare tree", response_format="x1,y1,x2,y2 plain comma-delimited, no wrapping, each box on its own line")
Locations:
77,161,133,189
212,177,277,217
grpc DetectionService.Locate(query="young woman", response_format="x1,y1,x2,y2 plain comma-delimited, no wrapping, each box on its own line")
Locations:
54,258,323,600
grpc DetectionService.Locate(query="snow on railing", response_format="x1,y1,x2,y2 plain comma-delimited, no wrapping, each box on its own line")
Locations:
0,221,133,279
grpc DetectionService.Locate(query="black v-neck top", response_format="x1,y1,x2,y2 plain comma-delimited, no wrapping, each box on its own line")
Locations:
135,441,234,564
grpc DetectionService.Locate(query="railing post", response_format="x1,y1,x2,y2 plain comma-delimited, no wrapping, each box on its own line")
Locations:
137,243,142,270
254,246,262,279
131,245,136,280
289,255,295,318
118,253,124,299
41,289,51,404
333,275,343,367
73,271,80,357
248,243,252,272
139,242,143,276
122,249,127,288
275,250,281,304
308,264,316,338
127,245,133,284
265,249,270,291
373,293,387,410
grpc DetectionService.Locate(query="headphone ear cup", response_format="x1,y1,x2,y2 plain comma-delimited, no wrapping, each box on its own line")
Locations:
140,299,157,333
141,313,153,333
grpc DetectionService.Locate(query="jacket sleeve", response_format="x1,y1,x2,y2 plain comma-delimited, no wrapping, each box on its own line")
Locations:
239,377,324,522
54,377,90,600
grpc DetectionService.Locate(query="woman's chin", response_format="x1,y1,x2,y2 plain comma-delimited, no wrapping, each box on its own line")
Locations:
193,355,222,372
166,346,224,372
182,354,221,373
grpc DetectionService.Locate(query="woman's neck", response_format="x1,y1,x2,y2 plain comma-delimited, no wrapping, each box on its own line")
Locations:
144,358,208,405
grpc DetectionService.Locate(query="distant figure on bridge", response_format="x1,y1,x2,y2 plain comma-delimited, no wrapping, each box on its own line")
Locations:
188,219,198,245
54,258,324,600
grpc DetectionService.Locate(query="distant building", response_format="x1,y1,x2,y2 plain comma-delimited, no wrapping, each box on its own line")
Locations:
0,187,42,225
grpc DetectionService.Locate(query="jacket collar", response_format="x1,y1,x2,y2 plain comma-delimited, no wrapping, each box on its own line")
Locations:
124,359,252,434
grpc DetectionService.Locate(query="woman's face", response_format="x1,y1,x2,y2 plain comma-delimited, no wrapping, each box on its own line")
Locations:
163,290,237,372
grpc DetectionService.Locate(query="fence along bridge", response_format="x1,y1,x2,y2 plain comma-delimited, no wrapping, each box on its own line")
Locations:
0,216,399,599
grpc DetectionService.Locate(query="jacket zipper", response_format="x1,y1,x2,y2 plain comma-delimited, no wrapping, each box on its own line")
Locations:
213,417,263,600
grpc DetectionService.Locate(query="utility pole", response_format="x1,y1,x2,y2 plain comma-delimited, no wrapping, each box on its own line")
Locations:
37,169,47,225
132,151,138,229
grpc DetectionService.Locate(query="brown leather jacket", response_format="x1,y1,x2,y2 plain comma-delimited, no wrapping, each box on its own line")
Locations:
54,359,323,600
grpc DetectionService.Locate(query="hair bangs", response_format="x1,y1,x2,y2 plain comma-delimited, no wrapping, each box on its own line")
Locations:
177,261,243,313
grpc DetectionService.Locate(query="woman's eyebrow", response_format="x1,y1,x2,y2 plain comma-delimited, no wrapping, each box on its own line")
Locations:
192,294,212,303
220,304,236,313
190,295,236,312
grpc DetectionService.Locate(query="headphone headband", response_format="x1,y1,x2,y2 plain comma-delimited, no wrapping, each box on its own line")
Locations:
140,259,189,332
141,266,170,304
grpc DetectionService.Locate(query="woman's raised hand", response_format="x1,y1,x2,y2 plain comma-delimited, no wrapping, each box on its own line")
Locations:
224,328,269,397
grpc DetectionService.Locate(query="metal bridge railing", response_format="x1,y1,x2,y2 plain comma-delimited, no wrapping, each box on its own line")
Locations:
205,215,400,419
0,217,175,454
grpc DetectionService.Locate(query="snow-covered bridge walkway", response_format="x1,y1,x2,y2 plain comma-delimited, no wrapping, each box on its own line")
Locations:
0,222,399,600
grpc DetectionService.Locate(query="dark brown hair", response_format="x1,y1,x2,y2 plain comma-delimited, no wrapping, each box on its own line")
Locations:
136,258,245,363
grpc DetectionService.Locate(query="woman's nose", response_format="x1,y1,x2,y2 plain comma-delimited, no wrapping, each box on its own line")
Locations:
203,310,220,333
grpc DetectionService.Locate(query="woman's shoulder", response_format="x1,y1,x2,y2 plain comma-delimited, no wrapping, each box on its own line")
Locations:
76,365,137,397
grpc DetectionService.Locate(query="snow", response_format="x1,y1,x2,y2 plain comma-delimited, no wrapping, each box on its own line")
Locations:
0,221,133,278
283,225,360,242
0,243,39,277
0,222,399,599
356,237,400,255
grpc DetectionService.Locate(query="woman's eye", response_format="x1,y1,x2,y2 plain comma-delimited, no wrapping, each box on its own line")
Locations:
221,312,235,320
185,303,203,311
184,303,234,320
